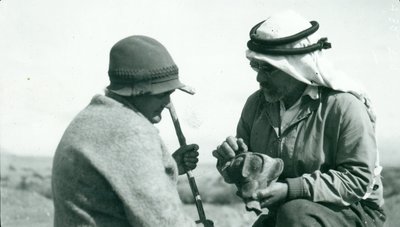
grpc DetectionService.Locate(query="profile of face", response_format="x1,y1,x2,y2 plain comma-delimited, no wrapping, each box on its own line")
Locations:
251,60,301,103
130,90,175,123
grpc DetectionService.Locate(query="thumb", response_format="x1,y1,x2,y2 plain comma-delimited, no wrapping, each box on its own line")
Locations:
252,188,269,200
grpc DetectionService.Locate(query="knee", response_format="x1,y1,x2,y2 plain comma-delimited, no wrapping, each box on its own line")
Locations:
277,199,310,217
275,199,314,226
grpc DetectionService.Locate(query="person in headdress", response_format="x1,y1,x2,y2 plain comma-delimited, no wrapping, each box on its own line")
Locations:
52,35,206,227
213,10,385,227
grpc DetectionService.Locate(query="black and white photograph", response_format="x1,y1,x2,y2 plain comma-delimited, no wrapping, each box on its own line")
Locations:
1,0,400,226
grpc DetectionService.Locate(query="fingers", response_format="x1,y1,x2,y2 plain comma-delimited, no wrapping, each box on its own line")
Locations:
184,157,198,163
212,136,249,163
259,195,280,208
220,141,236,158
212,144,234,163
184,161,197,170
181,144,199,171
252,188,270,200
183,155,198,170
260,198,272,208
253,183,288,208
225,136,239,151
184,165,196,170
225,136,248,154
253,188,272,208
185,144,199,152
212,149,224,160
237,138,248,153
177,144,199,155
184,150,199,158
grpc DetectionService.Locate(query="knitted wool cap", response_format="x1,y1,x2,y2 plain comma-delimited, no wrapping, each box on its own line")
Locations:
107,35,193,96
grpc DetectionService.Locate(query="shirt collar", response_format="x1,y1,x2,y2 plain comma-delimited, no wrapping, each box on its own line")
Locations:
303,85,319,100
278,85,319,112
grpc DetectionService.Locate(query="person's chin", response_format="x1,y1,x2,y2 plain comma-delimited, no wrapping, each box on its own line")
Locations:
263,91,280,103
150,115,162,124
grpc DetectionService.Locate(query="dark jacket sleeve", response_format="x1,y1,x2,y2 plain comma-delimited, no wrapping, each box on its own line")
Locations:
236,90,263,147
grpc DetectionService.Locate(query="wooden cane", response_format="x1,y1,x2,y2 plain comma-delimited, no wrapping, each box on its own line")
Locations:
166,102,213,226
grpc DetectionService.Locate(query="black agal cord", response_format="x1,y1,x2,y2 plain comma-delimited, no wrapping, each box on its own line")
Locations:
247,20,332,55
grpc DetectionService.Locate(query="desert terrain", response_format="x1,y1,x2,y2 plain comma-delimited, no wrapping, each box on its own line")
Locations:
1,153,399,227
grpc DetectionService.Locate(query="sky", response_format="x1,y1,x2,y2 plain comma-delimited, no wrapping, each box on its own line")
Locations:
1,0,400,166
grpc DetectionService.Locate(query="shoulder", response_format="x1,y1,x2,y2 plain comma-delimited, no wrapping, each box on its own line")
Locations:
243,90,264,111
246,89,263,102
239,90,264,121
322,89,366,113
56,96,164,170
321,88,372,125
83,95,155,131
62,95,159,147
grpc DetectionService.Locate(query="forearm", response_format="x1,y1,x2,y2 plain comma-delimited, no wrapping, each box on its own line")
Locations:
285,165,372,206
285,132,376,206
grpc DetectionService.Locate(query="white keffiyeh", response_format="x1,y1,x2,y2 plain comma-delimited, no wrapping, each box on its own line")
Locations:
246,10,373,116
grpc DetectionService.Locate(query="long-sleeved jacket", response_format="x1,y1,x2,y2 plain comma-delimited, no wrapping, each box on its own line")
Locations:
236,88,383,208
52,94,196,227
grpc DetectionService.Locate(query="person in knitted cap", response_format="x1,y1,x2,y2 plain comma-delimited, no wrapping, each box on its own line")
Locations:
52,35,206,227
213,10,385,227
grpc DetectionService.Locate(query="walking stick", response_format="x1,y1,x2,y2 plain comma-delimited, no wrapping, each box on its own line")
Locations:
166,102,214,227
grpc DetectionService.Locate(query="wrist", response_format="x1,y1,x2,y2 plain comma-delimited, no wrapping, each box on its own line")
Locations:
284,177,306,200
282,182,289,201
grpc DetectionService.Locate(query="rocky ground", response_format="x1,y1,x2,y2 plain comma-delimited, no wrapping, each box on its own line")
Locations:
1,153,399,227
